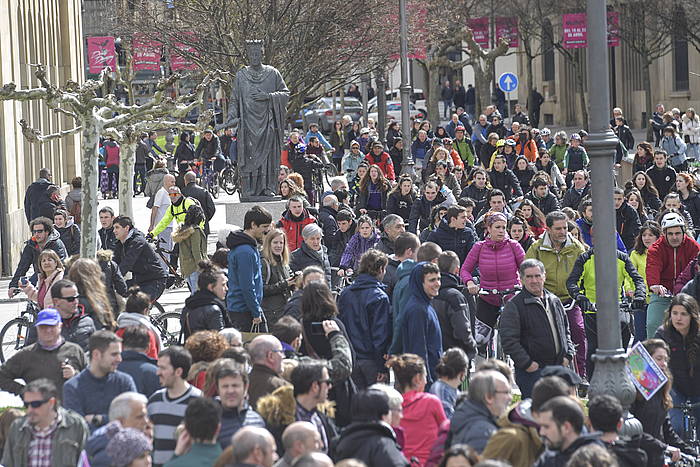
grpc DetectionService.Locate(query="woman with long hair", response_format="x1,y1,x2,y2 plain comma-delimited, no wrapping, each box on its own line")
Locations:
534,148,566,193
19,250,64,309
173,204,207,293
625,188,652,224
420,120,434,139
261,229,294,324
433,160,461,196
330,120,346,171
356,164,390,220
461,212,525,330
387,353,446,466
386,175,417,221
116,286,163,358
631,339,693,461
508,215,534,252
299,281,354,426
180,260,231,340
339,215,380,274
633,142,655,173
386,120,402,146
675,172,700,234
512,156,535,195
67,258,115,329
655,293,700,439
630,222,662,342
632,171,662,214
682,108,700,161
278,177,307,201
515,199,546,238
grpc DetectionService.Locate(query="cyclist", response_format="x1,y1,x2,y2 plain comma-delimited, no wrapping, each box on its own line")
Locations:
8,217,67,298
364,141,396,181
500,258,574,398
148,186,203,242
646,212,700,338
341,140,365,183
460,211,525,331
112,215,168,301
195,129,226,174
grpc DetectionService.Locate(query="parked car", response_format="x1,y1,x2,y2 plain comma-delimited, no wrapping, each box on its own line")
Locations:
368,101,423,124
302,97,363,133
368,88,427,116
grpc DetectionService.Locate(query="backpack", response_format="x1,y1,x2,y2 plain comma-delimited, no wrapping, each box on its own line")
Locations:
69,199,82,225
105,143,120,167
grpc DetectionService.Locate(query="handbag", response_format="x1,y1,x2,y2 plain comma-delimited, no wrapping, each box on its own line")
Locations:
241,315,269,343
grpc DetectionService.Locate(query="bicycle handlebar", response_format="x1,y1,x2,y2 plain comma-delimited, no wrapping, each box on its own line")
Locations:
478,287,521,297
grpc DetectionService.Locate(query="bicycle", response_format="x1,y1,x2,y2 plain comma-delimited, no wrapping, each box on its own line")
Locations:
0,294,40,363
220,160,241,196
474,287,520,361
674,400,700,454
330,267,354,299
199,159,220,199
149,306,182,348
147,236,190,292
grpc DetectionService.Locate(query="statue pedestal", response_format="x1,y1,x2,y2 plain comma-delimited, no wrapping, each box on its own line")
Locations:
225,199,287,227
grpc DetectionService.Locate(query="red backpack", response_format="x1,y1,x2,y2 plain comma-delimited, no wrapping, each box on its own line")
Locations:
105,143,120,167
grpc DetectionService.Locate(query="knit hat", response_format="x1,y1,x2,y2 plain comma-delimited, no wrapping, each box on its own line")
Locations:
105,424,152,467
485,211,508,227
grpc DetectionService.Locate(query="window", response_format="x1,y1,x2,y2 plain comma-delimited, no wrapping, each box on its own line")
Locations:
542,20,555,82
672,9,689,91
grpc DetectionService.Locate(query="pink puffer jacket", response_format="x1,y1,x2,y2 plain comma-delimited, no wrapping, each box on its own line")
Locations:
460,237,525,305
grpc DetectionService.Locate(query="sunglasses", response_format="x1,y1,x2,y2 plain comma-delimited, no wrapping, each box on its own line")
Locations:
168,193,181,197
59,295,79,302
32,230,45,234
24,398,50,408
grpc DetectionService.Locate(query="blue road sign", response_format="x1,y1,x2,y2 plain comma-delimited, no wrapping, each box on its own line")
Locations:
498,73,518,93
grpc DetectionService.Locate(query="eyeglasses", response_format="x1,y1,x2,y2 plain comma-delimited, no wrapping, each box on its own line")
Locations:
32,229,45,234
58,295,79,302
23,398,50,408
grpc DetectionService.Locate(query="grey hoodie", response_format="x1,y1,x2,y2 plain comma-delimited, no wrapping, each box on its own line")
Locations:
116,312,163,351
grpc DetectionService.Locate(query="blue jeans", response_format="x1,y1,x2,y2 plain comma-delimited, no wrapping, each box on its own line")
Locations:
187,271,199,294
670,389,700,440
443,100,453,118
515,367,542,399
647,294,671,338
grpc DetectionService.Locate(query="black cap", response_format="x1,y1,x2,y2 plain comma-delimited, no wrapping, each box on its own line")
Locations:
540,365,582,387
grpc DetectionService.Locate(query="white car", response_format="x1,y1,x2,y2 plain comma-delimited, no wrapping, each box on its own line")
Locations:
368,88,427,115
368,101,424,124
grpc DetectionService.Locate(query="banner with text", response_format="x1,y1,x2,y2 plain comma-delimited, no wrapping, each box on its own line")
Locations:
87,36,116,74
170,33,199,71
562,12,620,48
469,17,490,49
496,17,519,48
133,35,162,71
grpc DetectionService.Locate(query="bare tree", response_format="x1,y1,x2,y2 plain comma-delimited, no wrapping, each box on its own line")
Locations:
0,65,219,257
463,30,511,116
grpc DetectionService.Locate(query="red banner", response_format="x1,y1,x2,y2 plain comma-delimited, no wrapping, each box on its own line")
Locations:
87,36,116,74
468,17,490,48
170,33,199,71
133,35,161,71
495,17,519,48
563,12,620,48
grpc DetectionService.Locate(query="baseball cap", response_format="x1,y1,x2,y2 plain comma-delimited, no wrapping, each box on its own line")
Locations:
540,365,582,387
35,308,61,326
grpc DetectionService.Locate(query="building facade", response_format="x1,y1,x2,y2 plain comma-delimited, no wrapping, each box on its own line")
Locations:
0,0,83,275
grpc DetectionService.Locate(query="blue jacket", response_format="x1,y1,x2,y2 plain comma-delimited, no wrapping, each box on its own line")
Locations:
226,230,263,318
217,400,265,449
306,130,332,150
390,260,417,354
400,263,443,383
576,218,627,253
118,350,161,398
338,274,392,365
426,218,478,264
410,138,431,161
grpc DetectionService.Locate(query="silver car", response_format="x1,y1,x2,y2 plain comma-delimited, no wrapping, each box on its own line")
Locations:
302,97,363,133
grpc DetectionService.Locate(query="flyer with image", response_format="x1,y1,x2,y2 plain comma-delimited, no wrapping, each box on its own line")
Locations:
625,341,668,400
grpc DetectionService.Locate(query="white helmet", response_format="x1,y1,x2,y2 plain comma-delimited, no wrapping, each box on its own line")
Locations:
661,212,686,231
541,128,551,136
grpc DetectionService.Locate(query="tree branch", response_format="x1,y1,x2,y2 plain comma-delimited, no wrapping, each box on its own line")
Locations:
19,119,82,144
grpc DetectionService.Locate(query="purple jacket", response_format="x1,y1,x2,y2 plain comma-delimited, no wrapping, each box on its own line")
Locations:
340,231,380,270
460,237,525,306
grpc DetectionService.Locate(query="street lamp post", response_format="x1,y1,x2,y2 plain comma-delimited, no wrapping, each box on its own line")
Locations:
377,69,387,144
399,0,414,176
586,0,638,428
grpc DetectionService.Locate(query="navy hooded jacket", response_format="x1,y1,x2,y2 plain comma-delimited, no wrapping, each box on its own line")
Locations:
426,217,478,264
400,263,443,383
338,274,392,366
226,230,263,318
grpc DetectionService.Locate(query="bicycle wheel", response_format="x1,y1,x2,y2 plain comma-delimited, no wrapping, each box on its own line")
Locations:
153,312,182,347
150,300,166,318
0,318,31,363
220,167,239,195
323,163,339,185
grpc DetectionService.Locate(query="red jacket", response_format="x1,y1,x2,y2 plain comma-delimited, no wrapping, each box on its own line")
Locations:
364,152,396,180
646,235,700,291
277,210,316,252
400,390,447,466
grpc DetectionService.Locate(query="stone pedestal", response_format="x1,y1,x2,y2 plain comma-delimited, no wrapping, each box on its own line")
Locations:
225,200,287,227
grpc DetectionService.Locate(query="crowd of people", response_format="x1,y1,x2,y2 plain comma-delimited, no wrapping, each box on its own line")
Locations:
4,98,700,467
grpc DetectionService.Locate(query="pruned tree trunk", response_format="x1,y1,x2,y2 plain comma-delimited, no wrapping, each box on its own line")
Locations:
643,60,654,141
119,138,138,218
80,125,101,258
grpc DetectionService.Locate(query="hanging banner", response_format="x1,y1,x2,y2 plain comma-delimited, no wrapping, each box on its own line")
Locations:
495,17,519,48
562,12,620,48
562,13,587,48
133,35,161,71
170,33,199,71
468,17,490,49
607,11,620,47
87,36,116,74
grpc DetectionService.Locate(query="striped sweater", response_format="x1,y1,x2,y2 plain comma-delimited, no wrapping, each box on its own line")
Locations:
147,384,202,466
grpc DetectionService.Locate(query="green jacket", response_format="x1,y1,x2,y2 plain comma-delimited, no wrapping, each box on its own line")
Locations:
525,232,586,300
630,250,651,301
565,249,646,306
164,442,222,467
172,224,207,277
151,196,203,237
454,138,476,167
549,143,568,170
2,407,88,467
